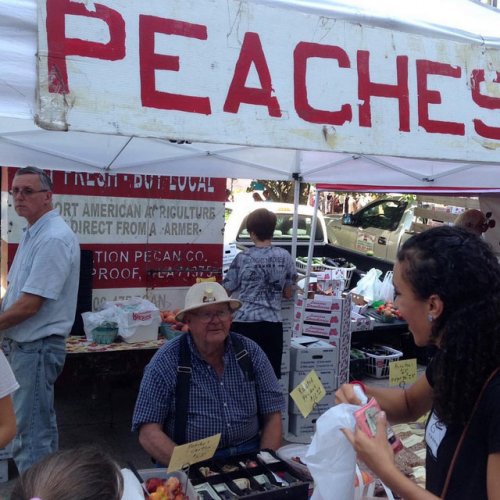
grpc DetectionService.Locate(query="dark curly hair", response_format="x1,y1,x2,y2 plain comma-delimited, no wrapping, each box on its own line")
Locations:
397,225,500,427
246,208,277,241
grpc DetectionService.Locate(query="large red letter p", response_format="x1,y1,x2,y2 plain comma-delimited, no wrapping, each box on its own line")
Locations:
46,0,125,93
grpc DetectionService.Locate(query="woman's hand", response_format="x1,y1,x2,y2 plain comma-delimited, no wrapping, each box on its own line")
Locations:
342,411,397,481
335,383,364,405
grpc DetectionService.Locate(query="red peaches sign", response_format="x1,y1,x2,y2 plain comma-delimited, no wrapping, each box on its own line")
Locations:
38,0,500,162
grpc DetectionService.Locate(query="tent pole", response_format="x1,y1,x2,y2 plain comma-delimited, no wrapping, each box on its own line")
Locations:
291,170,301,262
296,186,319,331
305,187,319,279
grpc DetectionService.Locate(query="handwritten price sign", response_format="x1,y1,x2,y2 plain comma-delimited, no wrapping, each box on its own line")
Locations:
389,359,417,387
290,370,326,418
168,433,221,472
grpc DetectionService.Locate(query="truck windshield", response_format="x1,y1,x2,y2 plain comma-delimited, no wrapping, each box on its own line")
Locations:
348,200,407,231
236,213,324,242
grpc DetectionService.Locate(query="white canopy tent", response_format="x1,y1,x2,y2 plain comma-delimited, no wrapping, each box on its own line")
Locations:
0,0,499,192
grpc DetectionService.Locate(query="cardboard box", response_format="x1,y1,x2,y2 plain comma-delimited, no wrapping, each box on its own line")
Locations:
294,309,342,325
278,373,289,396
351,312,375,332
280,349,291,374
294,321,341,339
290,337,338,371
289,392,335,415
282,329,292,350
290,369,337,393
295,294,344,313
314,272,345,297
351,303,369,315
289,413,318,436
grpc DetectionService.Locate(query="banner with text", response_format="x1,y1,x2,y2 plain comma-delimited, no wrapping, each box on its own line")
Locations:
1,168,225,308
37,0,500,162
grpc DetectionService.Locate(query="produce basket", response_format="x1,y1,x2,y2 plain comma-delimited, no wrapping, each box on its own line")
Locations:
159,323,184,340
91,323,118,344
349,349,368,381
295,257,356,288
295,257,325,273
360,345,403,379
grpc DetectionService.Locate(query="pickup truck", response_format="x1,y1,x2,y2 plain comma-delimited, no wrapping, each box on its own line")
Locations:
325,195,481,263
326,198,415,262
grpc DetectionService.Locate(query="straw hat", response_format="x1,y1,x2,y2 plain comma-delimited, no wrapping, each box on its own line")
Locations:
175,282,242,322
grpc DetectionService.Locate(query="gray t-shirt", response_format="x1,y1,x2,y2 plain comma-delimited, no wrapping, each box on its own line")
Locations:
223,246,297,322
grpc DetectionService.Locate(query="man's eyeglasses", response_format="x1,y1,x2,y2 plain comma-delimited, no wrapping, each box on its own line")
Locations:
9,188,48,197
192,310,231,323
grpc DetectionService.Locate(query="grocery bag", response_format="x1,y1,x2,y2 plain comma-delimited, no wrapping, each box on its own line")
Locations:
81,308,119,342
304,403,358,500
350,268,382,303
379,271,395,303
304,402,396,500
103,297,161,340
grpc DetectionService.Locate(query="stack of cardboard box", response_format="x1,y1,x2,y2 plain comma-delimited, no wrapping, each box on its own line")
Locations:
285,270,353,441
287,337,338,440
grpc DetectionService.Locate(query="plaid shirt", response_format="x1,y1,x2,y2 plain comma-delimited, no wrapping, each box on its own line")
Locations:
223,246,297,322
132,332,284,448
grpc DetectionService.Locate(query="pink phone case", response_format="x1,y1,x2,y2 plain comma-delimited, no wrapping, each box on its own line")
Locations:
354,398,403,453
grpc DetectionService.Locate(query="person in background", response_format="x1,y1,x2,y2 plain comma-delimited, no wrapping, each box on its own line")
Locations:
0,348,18,448
252,192,264,201
223,208,297,378
336,226,500,499
262,189,271,201
10,446,124,500
454,209,490,236
343,194,351,214
132,282,284,466
0,166,80,473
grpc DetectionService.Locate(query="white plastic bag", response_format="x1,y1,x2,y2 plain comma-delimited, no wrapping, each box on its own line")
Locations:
351,268,382,303
304,402,396,500
81,308,118,342
103,297,161,340
379,271,395,303
304,403,359,500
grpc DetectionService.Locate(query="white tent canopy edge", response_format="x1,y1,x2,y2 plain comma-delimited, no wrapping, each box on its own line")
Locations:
2,120,500,192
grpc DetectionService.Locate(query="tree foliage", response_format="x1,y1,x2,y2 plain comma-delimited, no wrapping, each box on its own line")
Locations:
247,180,312,204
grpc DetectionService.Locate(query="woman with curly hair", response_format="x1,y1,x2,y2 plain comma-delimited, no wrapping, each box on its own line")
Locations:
336,226,500,499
